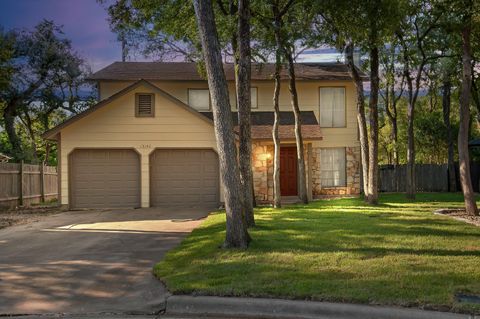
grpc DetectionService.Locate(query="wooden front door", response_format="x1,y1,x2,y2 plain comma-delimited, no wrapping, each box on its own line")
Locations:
280,146,298,196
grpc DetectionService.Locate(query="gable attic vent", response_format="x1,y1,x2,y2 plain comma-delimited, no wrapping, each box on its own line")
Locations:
135,93,155,117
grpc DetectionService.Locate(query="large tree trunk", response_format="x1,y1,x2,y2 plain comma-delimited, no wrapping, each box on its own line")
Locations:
458,18,478,216
285,49,308,204
397,32,418,200
367,46,379,204
442,80,456,192
391,116,398,166
345,43,369,199
193,0,251,247
272,13,282,209
272,69,281,208
472,77,480,126
384,84,392,165
405,95,416,199
45,142,51,164
236,0,255,227
388,85,399,166
20,111,39,163
272,67,282,208
3,102,23,160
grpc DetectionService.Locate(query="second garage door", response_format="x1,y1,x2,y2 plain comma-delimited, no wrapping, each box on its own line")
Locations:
69,149,140,209
150,149,219,207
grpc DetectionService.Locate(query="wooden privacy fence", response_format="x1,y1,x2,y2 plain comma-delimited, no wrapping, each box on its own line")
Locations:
0,162,58,208
379,164,449,192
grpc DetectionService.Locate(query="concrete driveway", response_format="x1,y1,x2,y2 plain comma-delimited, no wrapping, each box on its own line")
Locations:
0,206,212,315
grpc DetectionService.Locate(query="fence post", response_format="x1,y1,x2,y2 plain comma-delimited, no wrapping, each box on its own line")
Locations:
19,160,24,206
40,161,45,203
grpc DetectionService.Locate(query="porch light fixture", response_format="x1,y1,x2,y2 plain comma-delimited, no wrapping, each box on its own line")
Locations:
258,152,272,161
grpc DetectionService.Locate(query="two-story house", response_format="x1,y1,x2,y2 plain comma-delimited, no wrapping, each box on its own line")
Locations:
43,62,363,209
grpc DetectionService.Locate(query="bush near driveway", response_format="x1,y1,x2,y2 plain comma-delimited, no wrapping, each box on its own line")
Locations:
154,193,480,313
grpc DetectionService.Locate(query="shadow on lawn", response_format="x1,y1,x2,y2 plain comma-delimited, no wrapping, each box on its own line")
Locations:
155,194,480,312
192,195,480,259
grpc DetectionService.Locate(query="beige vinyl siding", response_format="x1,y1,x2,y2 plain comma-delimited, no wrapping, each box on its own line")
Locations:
98,80,359,149
59,83,219,207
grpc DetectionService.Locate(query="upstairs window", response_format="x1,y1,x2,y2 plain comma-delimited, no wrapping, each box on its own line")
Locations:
319,87,346,127
320,148,346,187
233,87,258,109
135,93,155,117
188,89,210,111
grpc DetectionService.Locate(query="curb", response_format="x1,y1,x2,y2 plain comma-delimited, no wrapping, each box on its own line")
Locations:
165,295,475,319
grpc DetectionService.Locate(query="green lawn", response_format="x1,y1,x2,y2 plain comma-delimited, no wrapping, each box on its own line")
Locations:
154,193,480,313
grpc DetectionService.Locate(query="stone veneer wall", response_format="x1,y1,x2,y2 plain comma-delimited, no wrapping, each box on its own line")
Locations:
251,143,361,203
252,143,274,203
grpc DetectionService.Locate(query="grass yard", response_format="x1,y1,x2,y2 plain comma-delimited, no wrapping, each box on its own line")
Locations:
154,193,480,313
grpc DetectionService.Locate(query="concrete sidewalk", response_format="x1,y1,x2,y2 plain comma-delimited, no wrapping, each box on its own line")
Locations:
14,295,478,319
165,295,477,319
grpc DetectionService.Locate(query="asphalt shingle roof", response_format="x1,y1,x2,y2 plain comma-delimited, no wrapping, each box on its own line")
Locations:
89,62,366,81
199,111,319,126
200,111,322,141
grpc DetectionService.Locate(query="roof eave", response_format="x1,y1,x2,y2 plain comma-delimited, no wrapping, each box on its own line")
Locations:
42,132,60,141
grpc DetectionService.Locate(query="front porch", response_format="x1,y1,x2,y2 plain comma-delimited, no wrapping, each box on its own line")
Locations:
251,141,361,204
229,110,361,204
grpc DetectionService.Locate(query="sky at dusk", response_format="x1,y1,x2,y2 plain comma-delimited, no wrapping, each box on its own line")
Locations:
0,0,342,72
0,0,123,71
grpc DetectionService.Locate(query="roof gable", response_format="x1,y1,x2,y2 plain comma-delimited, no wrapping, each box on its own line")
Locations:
42,79,213,140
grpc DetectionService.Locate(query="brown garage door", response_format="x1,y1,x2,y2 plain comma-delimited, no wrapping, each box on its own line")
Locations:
150,149,219,207
69,149,140,209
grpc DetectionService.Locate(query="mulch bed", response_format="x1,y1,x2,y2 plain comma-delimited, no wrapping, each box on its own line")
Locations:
0,205,65,230
434,208,480,227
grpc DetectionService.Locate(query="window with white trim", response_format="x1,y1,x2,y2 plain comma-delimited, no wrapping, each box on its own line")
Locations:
319,87,346,127
188,89,210,110
320,148,346,187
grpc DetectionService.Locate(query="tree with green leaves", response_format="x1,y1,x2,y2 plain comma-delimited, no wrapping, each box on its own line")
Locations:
100,0,200,62
378,94,463,167
216,0,256,226
456,0,479,216
281,1,312,205
0,20,93,162
428,55,460,191
251,0,311,206
193,0,251,247
395,0,453,199
313,0,403,204
469,1,480,130
249,0,288,208
236,0,256,226
0,28,15,94
102,0,257,226
379,38,404,166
